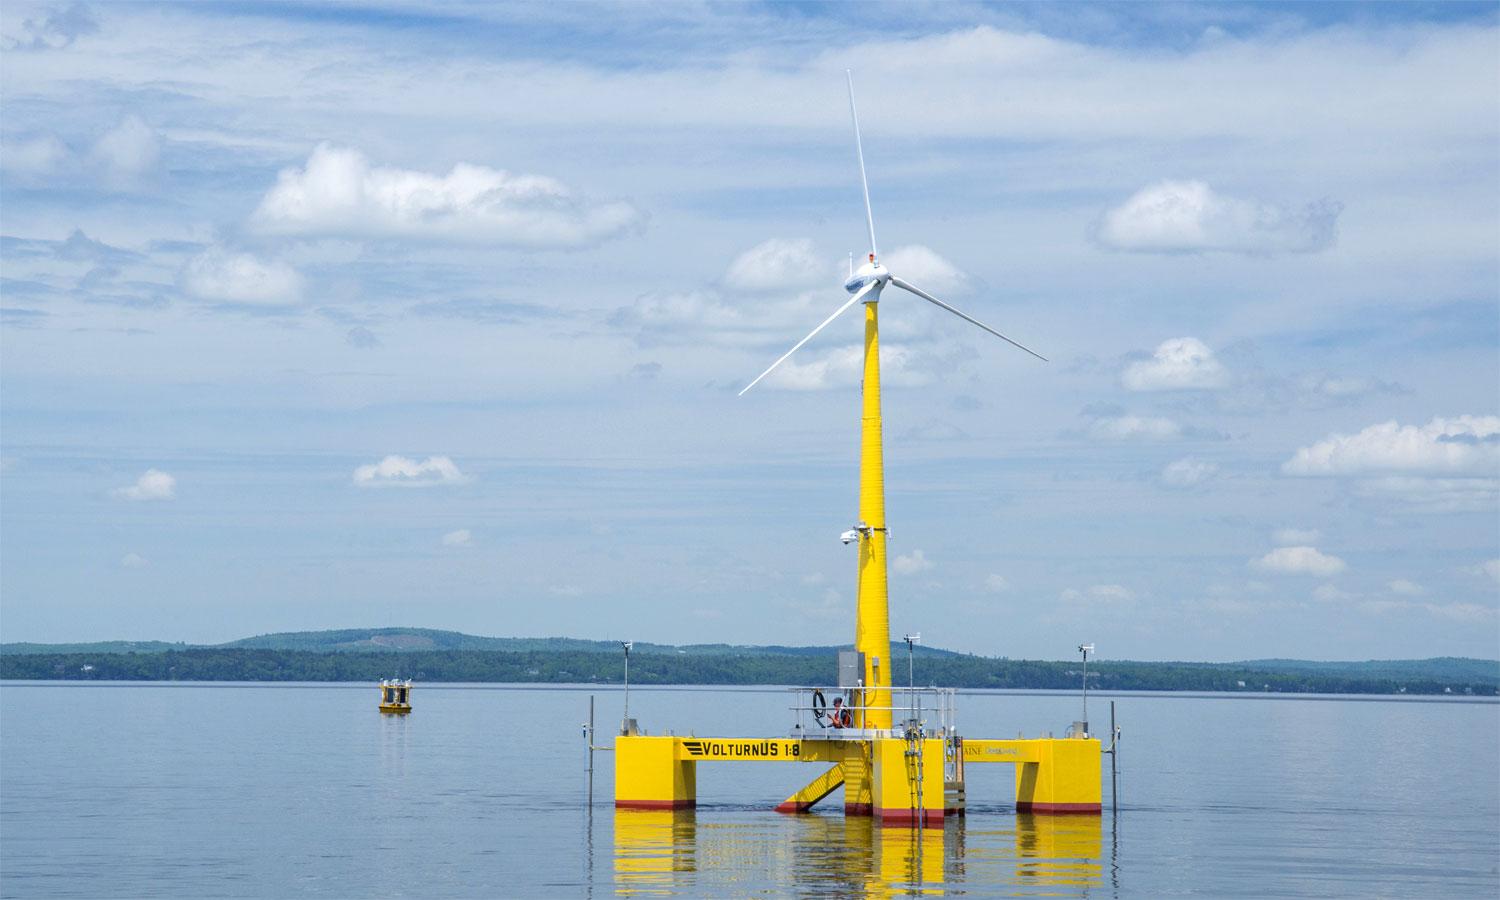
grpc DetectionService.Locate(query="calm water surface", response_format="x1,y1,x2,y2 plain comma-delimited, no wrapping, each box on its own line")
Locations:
2,683,1496,897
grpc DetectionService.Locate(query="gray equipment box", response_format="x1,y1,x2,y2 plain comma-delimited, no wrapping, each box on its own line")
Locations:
837,650,865,688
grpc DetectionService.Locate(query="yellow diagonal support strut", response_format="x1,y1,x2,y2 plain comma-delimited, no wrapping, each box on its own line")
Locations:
856,301,892,730
775,763,845,813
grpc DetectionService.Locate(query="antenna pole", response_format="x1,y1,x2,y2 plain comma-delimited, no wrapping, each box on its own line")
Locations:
1082,646,1088,734
903,633,920,720
846,70,878,261
1078,642,1093,735
620,641,633,734
1110,700,1118,814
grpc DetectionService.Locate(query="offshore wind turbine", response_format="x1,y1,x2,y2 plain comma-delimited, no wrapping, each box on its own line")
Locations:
740,72,1045,731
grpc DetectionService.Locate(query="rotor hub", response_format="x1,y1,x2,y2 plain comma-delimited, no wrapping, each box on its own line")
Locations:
843,262,889,299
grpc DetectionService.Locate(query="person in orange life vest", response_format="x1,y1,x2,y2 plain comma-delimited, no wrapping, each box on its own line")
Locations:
828,696,853,729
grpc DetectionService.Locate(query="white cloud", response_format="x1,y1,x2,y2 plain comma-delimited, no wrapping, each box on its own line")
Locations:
1060,584,1135,603
1423,602,1498,624
613,290,749,341
91,115,160,184
718,241,967,299
1096,180,1341,254
1283,415,1500,475
441,529,473,547
762,343,940,392
4,116,160,187
1359,598,1500,624
1388,579,1425,596
1123,337,1228,391
984,573,1011,593
1161,457,1217,487
179,246,304,306
112,469,175,501
5,2,100,50
1089,415,1181,441
880,245,968,295
1353,476,1498,514
892,549,933,575
251,143,641,247
1302,375,1389,401
723,238,825,291
1252,546,1346,577
1273,528,1321,546
120,553,148,569
803,587,848,622
353,455,467,488
16,19,1486,148
618,245,968,364
757,345,861,391
1,134,71,178
1313,584,1352,602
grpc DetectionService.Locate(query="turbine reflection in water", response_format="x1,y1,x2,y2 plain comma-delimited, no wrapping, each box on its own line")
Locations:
779,814,943,896
612,809,1102,896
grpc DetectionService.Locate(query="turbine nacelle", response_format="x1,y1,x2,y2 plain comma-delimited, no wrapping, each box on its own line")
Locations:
843,260,888,297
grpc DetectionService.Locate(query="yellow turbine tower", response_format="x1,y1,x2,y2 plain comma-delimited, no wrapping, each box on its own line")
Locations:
740,72,1046,730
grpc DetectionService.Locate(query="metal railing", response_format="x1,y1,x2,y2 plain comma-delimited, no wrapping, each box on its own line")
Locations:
785,686,959,737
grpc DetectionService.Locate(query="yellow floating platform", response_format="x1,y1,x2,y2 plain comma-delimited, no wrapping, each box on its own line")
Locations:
614,733,1101,825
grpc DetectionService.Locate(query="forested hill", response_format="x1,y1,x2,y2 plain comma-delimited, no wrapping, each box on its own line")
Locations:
1,629,1496,696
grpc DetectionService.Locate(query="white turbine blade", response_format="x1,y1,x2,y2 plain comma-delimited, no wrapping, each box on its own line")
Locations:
846,70,878,260
739,280,878,396
889,275,1047,362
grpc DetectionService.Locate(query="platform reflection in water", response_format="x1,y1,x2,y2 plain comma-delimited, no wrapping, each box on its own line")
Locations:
613,809,1102,896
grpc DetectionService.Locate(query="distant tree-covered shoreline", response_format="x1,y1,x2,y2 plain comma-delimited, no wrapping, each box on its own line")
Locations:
2,647,1495,696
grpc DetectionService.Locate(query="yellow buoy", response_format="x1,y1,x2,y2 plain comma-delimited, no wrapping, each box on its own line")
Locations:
378,678,412,714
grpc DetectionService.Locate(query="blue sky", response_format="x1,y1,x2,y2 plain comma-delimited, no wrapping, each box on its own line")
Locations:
1,1,1497,660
